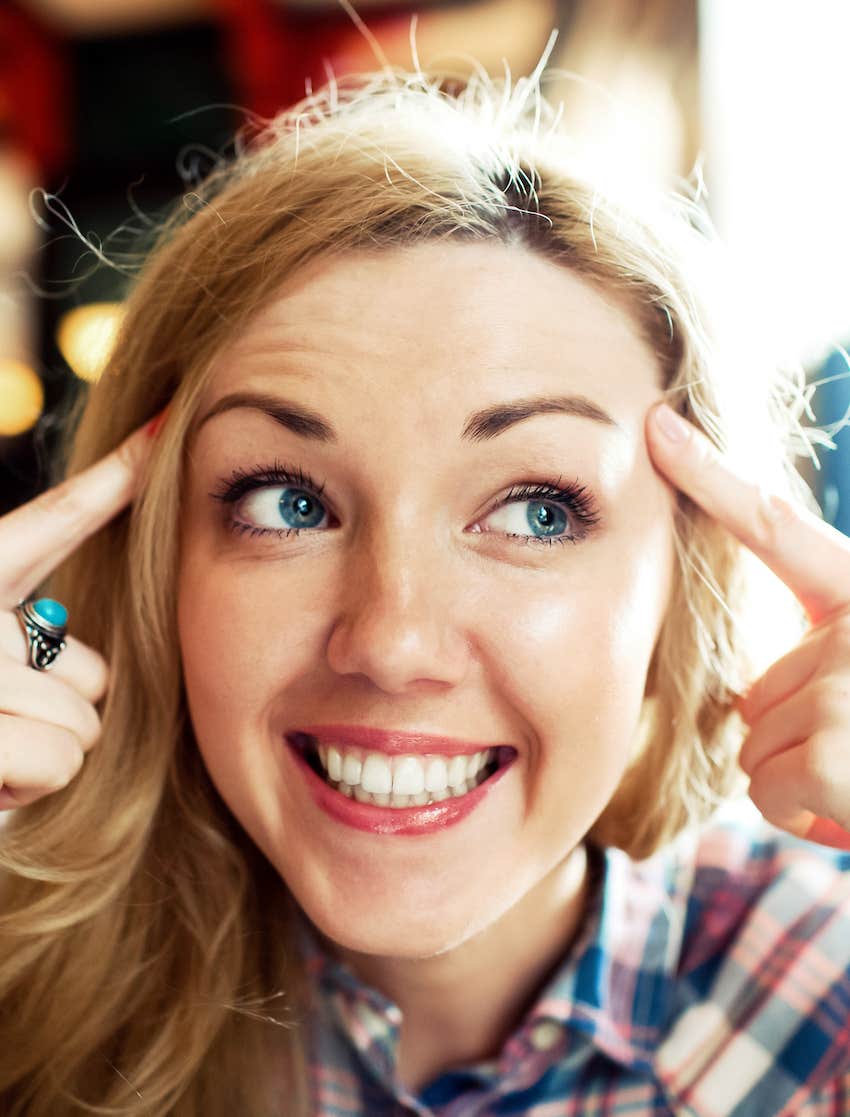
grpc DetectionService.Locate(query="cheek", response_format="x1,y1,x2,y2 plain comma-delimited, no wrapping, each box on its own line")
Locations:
483,552,670,699
178,566,257,736
177,555,269,775
176,544,331,762
176,545,329,861
474,520,675,790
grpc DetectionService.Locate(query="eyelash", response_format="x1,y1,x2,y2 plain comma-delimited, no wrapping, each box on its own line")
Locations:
209,460,602,548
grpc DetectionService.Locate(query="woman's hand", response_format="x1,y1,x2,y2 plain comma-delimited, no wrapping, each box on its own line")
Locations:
646,401,850,851
0,417,158,810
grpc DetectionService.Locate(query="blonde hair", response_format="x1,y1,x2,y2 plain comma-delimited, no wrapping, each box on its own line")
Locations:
0,62,822,1114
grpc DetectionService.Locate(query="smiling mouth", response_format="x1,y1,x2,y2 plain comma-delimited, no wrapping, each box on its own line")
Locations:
287,732,515,809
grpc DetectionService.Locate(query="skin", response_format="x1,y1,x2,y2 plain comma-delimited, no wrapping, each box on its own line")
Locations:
1,243,848,1090
177,240,677,1086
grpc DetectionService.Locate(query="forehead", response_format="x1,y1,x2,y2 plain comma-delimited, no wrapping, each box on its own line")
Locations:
200,241,660,420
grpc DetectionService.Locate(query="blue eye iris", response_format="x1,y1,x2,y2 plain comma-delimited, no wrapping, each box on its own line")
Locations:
279,489,325,529
527,501,568,536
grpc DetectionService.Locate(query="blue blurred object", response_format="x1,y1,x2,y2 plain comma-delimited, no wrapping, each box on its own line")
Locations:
812,345,850,538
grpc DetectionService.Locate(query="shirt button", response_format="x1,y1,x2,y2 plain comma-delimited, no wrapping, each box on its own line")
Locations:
529,1020,563,1052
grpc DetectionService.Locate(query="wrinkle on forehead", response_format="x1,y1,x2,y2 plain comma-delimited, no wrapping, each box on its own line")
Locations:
200,242,664,427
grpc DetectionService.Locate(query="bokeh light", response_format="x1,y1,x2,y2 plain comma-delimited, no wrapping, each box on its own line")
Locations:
0,359,44,437
56,302,125,383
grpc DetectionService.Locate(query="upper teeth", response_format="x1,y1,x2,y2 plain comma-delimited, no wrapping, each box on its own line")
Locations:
316,743,493,796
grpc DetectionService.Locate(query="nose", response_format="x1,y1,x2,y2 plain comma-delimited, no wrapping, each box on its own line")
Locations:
325,526,471,694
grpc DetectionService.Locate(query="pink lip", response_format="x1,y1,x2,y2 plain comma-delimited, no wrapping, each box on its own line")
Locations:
293,723,511,757
285,739,515,836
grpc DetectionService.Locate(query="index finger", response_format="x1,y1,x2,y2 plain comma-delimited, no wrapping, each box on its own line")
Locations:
0,416,159,610
646,402,850,626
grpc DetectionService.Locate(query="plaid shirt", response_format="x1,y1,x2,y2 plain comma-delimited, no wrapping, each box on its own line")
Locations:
300,799,850,1116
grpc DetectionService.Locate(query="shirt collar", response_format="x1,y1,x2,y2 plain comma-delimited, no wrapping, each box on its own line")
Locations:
297,831,696,1076
533,834,695,1070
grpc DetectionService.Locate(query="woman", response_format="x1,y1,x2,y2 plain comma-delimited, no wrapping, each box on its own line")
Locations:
1,64,849,1116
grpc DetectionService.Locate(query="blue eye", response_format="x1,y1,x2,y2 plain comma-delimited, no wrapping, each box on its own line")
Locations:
210,462,332,538
231,484,331,534
480,483,598,546
277,488,327,530
532,503,568,535
483,498,568,540
210,462,601,548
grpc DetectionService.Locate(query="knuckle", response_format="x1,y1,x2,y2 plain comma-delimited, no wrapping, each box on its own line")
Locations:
50,736,84,790
751,489,794,551
55,684,102,751
685,445,721,501
0,719,84,798
746,766,780,820
688,429,719,468
799,733,833,787
823,613,850,660
753,799,784,830
80,705,102,750
91,654,111,704
16,653,106,745
809,677,848,724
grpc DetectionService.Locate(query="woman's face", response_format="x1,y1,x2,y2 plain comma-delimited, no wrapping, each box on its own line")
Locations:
178,241,676,957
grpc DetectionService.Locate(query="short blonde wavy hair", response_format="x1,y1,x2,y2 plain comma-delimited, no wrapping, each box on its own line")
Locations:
0,63,819,1115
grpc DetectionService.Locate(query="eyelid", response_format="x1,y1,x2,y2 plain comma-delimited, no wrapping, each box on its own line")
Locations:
209,460,328,505
210,463,602,546
482,480,601,543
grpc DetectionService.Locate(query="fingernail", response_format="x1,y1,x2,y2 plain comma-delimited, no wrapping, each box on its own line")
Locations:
804,817,850,850
145,406,169,440
653,403,689,443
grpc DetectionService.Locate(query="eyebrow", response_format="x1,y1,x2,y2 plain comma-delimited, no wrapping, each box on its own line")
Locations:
194,389,622,443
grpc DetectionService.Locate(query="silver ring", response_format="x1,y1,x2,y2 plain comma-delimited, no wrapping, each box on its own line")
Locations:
14,598,68,672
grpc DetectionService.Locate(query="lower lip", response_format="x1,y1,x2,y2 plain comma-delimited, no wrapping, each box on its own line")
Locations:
286,743,514,836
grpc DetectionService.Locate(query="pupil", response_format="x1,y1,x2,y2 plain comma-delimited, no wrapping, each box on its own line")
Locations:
529,501,567,536
279,489,324,528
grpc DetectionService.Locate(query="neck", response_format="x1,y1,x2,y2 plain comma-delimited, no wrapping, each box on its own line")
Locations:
328,842,591,1094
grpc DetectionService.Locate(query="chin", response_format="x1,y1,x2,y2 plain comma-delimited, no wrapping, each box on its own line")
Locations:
299,886,492,960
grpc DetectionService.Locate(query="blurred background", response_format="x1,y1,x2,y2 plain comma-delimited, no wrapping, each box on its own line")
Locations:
0,0,848,530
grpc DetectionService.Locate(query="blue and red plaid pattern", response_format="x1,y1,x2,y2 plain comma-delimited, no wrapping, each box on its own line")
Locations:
298,799,850,1116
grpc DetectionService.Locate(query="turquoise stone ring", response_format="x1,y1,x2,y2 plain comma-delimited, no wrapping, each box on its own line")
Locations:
31,597,68,628
14,597,69,671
